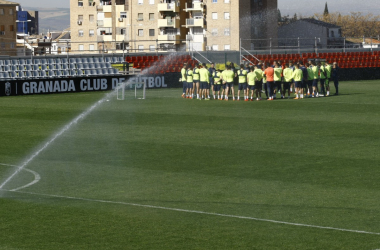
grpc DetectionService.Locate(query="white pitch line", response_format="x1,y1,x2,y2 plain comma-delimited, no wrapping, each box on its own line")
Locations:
0,163,41,191
3,189,380,236
10,168,41,191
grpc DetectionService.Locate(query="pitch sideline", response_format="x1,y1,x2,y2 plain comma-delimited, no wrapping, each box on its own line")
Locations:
1,188,379,236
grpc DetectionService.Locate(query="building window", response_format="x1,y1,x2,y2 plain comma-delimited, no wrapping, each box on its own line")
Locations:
149,45,155,51
149,29,155,36
138,45,144,51
79,44,84,51
89,29,94,37
224,28,230,36
224,0,229,3
9,25,14,31
138,29,143,36
211,28,217,36
212,12,217,19
89,44,95,51
78,15,83,21
120,12,127,18
137,13,143,21
331,30,335,37
78,0,84,6
138,0,143,5
0,25,4,31
149,13,154,20
224,44,230,51
120,28,126,35
224,12,230,19
212,0,217,2
10,42,15,48
212,45,218,51
0,9,4,15
1,43,5,49
149,0,154,4
89,14,94,22
9,9,13,15
79,30,84,37
89,0,94,6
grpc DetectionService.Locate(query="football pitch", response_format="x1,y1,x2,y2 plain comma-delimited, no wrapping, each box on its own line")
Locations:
0,80,379,249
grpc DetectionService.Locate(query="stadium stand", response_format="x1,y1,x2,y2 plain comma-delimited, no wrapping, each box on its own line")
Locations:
0,55,123,80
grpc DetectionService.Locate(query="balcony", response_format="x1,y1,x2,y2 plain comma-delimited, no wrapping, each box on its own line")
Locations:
157,34,181,44
158,3,179,12
186,34,205,43
184,2,204,12
157,18,180,28
184,18,204,28
97,20,104,27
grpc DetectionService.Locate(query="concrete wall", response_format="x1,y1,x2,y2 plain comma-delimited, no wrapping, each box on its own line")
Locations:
278,20,326,48
0,3,18,56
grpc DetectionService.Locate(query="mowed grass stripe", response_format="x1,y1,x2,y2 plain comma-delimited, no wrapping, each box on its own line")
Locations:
1,81,380,249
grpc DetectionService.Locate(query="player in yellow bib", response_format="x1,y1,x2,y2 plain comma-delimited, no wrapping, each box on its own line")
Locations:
282,64,293,99
325,62,332,96
193,64,200,99
292,64,304,99
237,64,248,101
247,67,256,101
213,69,222,100
181,63,187,98
253,65,264,100
199,63,210,100
186,64,194,99
273,62,283,99
222,65,236,101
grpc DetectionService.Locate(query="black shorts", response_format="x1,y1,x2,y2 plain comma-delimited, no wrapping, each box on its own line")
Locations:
312,79,318,87
200,81,209,89
214,84,221,91
187,82,193,89
183,81,188,88
226,83,234,88
283,82,290,90
238,83,247,90
308,80,313,87
255,81,262,89
301,80,307,89
248,85,256,90
295,81,302,88
325,78,330,87
275,81,282,89
193,80,200,85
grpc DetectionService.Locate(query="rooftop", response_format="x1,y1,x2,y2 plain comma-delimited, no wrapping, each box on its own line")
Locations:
0,0,19,5
300,18,341,29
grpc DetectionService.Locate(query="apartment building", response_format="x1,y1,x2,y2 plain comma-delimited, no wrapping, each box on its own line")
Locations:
70,0,277,53
0,0,19,56
17,10,39,35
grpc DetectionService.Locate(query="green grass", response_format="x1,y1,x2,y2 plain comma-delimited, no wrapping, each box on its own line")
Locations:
1,81,380,249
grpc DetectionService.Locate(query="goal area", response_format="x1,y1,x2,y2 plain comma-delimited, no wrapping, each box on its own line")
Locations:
117,81,146,100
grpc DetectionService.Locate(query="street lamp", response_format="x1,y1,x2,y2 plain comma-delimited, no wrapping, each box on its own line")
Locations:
16,20,31,56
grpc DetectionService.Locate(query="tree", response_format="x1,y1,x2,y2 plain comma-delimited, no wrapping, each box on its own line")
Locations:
313,11,380,37
277,9,282,22
324,2,329,16
293,13,298,21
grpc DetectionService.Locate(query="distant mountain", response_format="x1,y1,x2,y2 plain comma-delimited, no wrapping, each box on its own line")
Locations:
279,0,380,17
22,7,70,34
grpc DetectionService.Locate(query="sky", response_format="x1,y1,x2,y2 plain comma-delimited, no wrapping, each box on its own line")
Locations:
16,0,69,9
16,0,380,15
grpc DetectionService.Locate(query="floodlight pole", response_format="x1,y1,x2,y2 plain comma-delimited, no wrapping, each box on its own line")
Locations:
343,37,346,53
239,38,242,64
